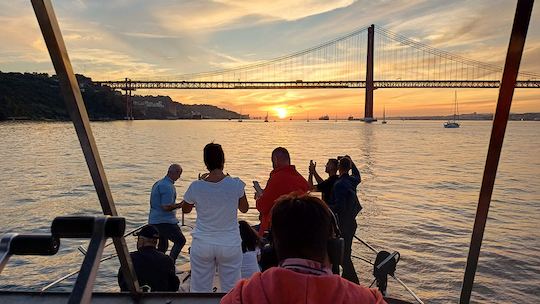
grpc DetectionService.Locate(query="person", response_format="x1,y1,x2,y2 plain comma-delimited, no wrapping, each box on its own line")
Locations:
332,156,362,284
308,158,339,205
221,194,386,304
182,143,249,292
118,224,179,292
238,220,262,279
148,163,186,264
255,147,309,236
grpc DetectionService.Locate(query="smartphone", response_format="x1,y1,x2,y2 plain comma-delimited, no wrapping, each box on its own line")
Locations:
253,181,263,194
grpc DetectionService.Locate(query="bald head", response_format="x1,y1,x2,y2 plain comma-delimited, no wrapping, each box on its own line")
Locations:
167,163,182,181
271,147,291,169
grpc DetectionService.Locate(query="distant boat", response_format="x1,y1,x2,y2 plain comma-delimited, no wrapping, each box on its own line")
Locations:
264,112,268,122
307,113,310,122
382,106,387,124
319,115,329,120
444,91,460,128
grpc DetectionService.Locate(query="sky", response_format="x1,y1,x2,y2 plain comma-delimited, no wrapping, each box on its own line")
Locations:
1,0,539,118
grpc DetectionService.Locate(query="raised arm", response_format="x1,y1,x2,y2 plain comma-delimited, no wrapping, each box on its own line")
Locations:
351,161,361,184
256,177,279,216
308,161,324,191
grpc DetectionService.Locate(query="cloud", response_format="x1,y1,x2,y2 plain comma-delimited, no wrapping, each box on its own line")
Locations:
152,0,354,33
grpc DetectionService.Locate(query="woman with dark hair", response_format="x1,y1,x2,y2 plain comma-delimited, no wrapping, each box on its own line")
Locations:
182,143,249,292
238,220,262,279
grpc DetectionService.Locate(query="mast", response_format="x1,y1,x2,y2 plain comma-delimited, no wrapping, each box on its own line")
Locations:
460,1,534,302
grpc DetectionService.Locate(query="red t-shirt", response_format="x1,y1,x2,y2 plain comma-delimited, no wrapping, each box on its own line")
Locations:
255,165,309,236
221,267,387,304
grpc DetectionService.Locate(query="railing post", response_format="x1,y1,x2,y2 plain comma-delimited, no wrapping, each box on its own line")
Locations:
364,24,375,122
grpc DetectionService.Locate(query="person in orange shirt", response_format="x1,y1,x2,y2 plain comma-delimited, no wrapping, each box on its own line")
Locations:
221,194,386,304
255,147,309,237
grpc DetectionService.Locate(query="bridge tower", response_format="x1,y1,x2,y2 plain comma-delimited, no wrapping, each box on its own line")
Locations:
123,78,134,120
364,24,376,122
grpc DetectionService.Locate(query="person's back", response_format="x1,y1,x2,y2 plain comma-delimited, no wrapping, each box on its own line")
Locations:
221,267,385,304
118,225,179,292
119,247,179,292
256,147,309,236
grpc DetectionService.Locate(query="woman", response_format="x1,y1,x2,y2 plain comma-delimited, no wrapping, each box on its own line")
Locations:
182,143,249,292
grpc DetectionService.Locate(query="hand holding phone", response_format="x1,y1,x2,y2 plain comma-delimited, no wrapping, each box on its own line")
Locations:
253,181,263,196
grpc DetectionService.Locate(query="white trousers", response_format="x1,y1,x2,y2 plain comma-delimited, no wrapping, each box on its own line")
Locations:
190,240,242,292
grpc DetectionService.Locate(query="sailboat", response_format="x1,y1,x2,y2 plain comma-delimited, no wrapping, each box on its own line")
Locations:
444,91,460,128
264,112,269,122
382,106,387,124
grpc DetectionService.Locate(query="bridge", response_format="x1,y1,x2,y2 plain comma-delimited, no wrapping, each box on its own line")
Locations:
95,25,540,121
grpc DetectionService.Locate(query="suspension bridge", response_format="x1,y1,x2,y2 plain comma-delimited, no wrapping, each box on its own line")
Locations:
95,25,540,121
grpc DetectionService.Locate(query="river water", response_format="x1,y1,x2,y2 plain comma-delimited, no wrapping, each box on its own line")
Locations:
0,120,538,303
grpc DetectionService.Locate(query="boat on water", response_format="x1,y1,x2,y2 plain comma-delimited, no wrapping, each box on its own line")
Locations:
382,107,387,124
444,91,460,128
0,1,535,303
264,112,268,122
319,115,329,120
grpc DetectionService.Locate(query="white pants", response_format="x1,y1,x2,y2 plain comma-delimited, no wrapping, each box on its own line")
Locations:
190,240,242,292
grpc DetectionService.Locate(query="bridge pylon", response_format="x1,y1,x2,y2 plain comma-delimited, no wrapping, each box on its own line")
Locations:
123,78,134,120
363,24,376,123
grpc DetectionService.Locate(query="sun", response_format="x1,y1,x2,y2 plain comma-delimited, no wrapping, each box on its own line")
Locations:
275,107,288,119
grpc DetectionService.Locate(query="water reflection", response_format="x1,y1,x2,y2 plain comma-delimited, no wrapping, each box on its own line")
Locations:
0,120,538,303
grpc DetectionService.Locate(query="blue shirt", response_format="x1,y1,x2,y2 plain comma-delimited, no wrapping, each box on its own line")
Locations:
148,176,179,225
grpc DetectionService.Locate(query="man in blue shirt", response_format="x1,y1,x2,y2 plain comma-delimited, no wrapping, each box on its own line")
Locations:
149,164,186,263
332,156,362,284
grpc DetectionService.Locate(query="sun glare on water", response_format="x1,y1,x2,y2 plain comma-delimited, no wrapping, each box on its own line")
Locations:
275,108,288,119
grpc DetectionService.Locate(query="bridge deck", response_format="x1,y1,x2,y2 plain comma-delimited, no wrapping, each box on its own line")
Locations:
95,80,540,90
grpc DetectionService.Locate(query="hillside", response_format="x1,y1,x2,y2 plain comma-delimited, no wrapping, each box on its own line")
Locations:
0,72,243,121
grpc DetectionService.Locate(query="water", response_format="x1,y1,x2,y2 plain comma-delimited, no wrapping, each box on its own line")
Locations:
0,120,538,303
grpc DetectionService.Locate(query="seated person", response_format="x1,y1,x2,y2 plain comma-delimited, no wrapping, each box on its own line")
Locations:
118,225,179,292
239,220,262,279
221,194,386,304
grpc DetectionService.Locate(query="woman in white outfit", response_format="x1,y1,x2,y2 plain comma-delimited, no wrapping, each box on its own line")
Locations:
182,143,249,292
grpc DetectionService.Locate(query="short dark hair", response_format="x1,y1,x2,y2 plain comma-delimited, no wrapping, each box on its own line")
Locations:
271,193,332,262
204,143,225,171
272,147,290,163
338,157,351,171
328,158,338,169
239,220,261,253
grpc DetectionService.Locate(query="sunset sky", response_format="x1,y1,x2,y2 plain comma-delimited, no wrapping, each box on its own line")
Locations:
1,0,539,118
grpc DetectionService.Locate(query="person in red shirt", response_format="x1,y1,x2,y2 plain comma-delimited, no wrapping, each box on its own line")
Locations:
255,147,309,237
221,194,386,304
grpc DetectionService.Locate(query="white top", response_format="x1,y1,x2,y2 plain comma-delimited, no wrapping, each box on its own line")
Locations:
241,248,261,279
183,176,245,246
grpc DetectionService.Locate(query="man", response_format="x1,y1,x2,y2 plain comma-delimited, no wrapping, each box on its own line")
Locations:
221,194,385,304
118,225,179,292
332,156,362,284
255,147,309,237
308,158,339,205
148,164,186,263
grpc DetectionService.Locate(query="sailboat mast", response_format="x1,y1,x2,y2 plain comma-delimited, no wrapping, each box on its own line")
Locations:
454,91,458,122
